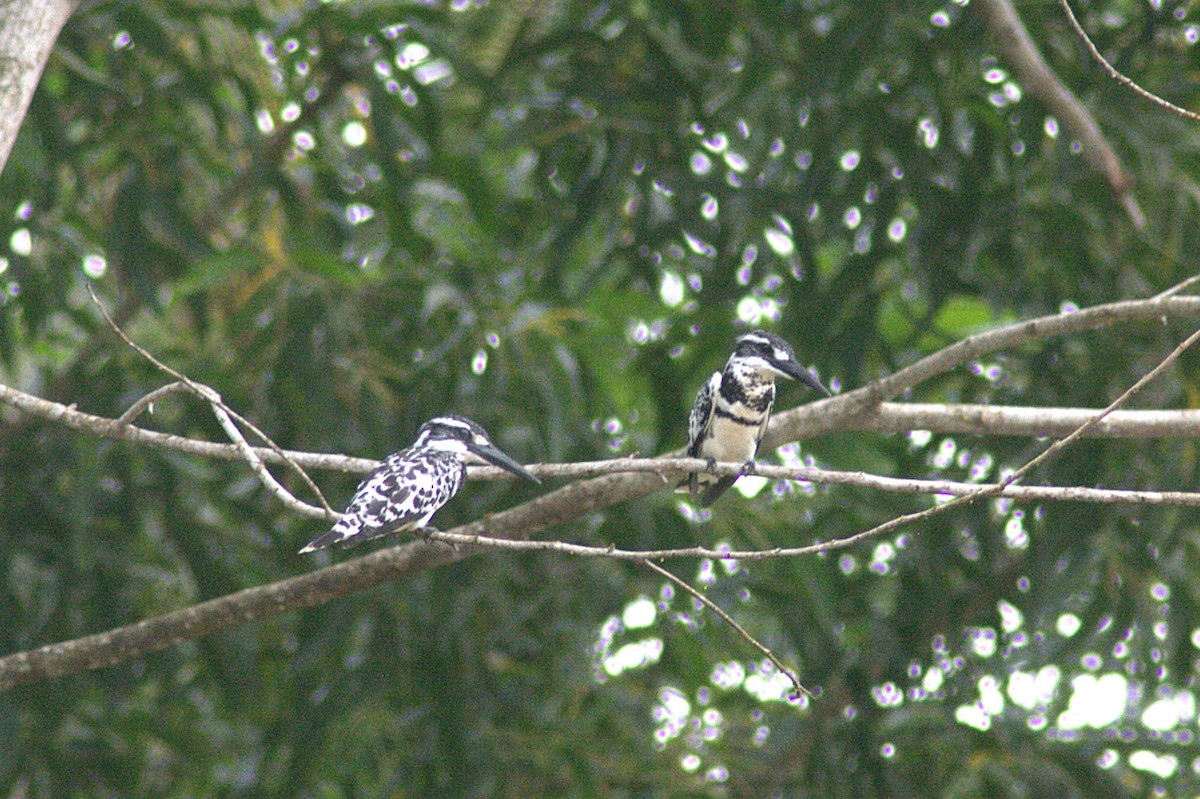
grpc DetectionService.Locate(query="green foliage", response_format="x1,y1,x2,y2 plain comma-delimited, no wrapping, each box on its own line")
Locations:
2,0,1200,796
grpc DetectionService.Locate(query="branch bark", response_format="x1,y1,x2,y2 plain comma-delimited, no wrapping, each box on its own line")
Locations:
767,294,1198,446
840,403,1200,439
0,536,466,691
0,0,75,175
0,467,658,691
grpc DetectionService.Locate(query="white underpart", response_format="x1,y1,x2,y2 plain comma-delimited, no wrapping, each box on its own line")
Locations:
702,412,761,464
698,363,776,465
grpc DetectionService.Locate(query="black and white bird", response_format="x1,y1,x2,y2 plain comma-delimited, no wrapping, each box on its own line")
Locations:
681,330,830,507
299,415,539,553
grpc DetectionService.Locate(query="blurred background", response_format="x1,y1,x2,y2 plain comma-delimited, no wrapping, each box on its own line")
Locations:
2,0,1200,796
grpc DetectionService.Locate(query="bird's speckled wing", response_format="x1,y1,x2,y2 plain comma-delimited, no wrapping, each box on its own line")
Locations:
686,372,720,457
754,395,775,454
678,372,721,500
299,449,463,552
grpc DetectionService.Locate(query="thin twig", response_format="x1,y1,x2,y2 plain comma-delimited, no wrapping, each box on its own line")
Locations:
815,322,1200,556
1058,0,1200,123
119,375,323,518
204,384,335,519
1153,273,1200,301
113,382,191,428
639,558,814,701
88,286,334,516
481,462,1200,508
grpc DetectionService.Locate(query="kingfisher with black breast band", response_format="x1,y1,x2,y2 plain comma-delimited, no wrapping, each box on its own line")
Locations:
300,415,539,553
680,330,830,507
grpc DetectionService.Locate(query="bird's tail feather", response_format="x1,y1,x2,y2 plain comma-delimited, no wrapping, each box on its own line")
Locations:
699,476,737,507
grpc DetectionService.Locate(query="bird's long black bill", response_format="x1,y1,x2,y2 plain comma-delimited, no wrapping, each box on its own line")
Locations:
800,370,832,397
781,360,832,397
471,443,541,483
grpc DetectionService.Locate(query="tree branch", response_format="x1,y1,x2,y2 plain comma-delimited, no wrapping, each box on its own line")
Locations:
90,287,336,518
767,294,1199,445
976,0,1145,229
0,537,466,691
1,295,1197,481
840,403,1200,439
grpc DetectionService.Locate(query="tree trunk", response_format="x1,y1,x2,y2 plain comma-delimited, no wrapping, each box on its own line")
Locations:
0,0,75,175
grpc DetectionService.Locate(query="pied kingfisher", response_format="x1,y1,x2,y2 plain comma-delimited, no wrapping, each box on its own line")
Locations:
680,330,830,507
299,415,540,553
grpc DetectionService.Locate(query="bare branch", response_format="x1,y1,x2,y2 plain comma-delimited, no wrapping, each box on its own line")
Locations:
113,382,191,427
808,320,1200,560
522,459,1200,508
1001,323,1200,487
1057,0,1200,123
1,379,378,474
203,385,333,520
1153,274,1200,301
838,403,1200,439
2,294,1194,484
115,373,334,519
12,374,1200,499
0,538,466,691
8,376,1200,482
976,0,1144,228
768,294,1200,445
639,558,814,701
5,445,1200,691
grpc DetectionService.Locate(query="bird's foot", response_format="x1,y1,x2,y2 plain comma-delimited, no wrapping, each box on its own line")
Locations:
705,456,719,475
740,459,758,476
417,525,454,548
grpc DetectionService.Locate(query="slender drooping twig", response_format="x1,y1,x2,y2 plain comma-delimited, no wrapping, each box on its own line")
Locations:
1058,0,1200,123
112,382,191,427
639,558,814,700
111,379,337,519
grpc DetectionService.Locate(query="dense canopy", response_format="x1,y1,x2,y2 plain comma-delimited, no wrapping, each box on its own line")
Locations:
2,1,1200,796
